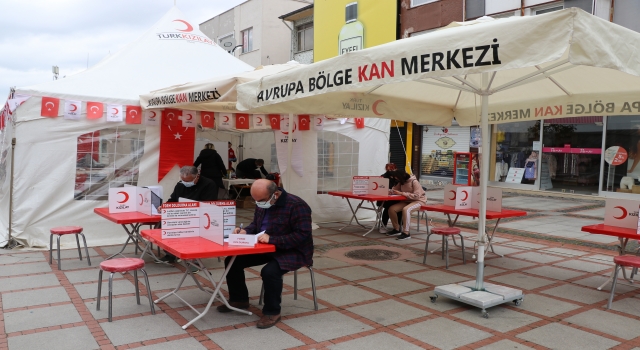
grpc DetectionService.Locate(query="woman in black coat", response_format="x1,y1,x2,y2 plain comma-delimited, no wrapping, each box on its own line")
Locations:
194,143,227,194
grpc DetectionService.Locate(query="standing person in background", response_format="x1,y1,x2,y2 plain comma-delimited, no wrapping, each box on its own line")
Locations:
194,143,226,196
228,141,237,171
378,163,402,233
236,158,269,179
386,169,427,240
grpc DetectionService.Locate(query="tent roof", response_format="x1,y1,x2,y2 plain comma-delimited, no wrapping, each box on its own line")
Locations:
15,7,253,105
236,8,640,126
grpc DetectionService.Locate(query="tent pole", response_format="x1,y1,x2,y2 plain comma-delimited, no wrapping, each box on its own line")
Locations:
475,72,489,291
6,138,16,249
285,113,294,190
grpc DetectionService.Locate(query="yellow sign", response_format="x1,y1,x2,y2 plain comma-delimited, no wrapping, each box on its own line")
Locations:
314,0,397,62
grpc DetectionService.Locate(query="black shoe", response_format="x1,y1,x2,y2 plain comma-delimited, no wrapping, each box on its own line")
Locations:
155,254,177,264
396,233,411,240
385,229,401,237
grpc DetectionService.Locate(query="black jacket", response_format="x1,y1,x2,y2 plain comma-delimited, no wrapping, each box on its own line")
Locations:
194,149,227,179
168,176,218,203
381,171,398,188
237,158,269,176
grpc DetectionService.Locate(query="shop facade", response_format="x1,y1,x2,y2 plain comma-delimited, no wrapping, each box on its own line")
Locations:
489,116,640,198
420,123,472,184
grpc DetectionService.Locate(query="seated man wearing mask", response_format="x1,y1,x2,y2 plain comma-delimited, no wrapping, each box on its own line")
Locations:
157,166,218,264
219,179,313,329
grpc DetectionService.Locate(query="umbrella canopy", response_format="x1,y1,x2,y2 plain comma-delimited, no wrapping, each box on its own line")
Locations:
235,8,640,291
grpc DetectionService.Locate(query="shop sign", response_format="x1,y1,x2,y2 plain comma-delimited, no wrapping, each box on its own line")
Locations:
604,146,628,166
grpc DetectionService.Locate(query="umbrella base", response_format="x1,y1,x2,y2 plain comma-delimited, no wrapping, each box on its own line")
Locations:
431,281,524,318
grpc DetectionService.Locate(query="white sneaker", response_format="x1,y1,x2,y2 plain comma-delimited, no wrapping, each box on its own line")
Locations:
379,226,388,233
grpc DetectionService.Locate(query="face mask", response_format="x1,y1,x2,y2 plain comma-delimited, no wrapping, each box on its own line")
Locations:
255,193,275,209
181,180,195,188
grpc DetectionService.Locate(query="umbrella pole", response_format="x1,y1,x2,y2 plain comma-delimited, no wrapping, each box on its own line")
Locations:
475,72,490,291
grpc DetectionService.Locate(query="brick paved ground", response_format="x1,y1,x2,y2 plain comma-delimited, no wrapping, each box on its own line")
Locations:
2,192,640,350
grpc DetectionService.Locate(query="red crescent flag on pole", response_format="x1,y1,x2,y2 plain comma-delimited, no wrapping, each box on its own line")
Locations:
41,97,60,117
298,115,310,131
235,113,249,129
126,106,142,124
162,109,181,126
143,109,160,126
268,114,281,130
86,102,104,119
355,118,365,129
314,115,324,131
201,111,215,128
159,122,196,182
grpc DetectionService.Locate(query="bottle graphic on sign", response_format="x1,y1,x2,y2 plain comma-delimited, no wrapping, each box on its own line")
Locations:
338,2,364,55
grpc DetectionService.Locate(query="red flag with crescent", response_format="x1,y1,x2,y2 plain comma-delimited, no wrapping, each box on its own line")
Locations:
268,114,281,130
41,97,60,117
126,106,142,124
355,118,365,129
159,121,196,182
201,111,215,128
86,102,104,119
162,108,181,126
235,113,249,129
298,115,310,131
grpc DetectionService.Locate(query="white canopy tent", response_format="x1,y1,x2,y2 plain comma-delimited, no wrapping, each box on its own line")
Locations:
236,8,640,310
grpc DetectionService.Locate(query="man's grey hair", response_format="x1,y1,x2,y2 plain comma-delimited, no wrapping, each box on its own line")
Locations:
266,181,277,195
180,166,198,176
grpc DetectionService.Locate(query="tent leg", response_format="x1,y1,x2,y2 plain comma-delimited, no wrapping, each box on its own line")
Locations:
475,72,490,292
4,138,18,249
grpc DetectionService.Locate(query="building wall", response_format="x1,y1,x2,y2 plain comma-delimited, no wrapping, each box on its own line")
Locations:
260,0,308,65
291,15,314,64
399,0,463,38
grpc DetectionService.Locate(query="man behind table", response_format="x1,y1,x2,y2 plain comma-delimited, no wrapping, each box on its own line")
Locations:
157,165,218,264
219,179,313,329
236,158,269,179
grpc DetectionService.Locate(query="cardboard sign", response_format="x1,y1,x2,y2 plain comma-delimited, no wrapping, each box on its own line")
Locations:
228,231,265,247
604,199,640,229
351,176,385,195
160,200,224,243
444,184,457,206
204,200,236,238
368,178,389,196
454,186,473,210
471,187,503,212
504,168,525,184
352,176,371,195
108,186,152,214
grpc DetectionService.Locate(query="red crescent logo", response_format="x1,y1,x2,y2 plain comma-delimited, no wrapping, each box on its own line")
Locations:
117,191,129,203
203,213,211,229
372,100,386,116
372,182,379,190
317,117,322,125
150,111,157,119
614,206,628,219
173,19,194,32
112,108,119,114
186,113,193,120
69,104,78,112
139,194,143,206
223,116,229,122
461,190,468,201
448,190,456,200
257,117,263,123
281,121,297,135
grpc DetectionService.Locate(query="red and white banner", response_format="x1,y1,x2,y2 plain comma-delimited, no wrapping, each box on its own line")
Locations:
86,102,104,119
64,100,82,120
298,115,310,131
106,104,123,122
159,121,196,182
143,110,160,126
604,199,640,229
274,116,303,177
218,112,233,129
314,115,324,131
181,110,196,127
268,114,281,130
252,114,268,129
126,106,142,124
41,97,60,117
235,113,250,129
7,95,29,112
201,111,215,129
163,109,181,126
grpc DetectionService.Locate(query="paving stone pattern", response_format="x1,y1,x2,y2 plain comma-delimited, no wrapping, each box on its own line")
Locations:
3,195,640,349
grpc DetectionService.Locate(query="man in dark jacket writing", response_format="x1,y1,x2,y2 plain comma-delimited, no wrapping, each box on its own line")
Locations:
236,158,269,179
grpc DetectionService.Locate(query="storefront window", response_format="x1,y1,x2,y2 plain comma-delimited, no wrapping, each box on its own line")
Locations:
541,117,603,195
491,121,539,185
421,126,470,182
603,115,640,194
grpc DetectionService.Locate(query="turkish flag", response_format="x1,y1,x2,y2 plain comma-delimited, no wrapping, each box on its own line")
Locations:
268,114,281,130
86,102,104,119
355,118,365,129
201,111,215,128
159,123,196,182
236,113,249,129
163,108,181,126
41,97,60,117
298,115,310,131
126,106,142,124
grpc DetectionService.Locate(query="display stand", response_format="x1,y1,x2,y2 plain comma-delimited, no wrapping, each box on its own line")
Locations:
540,160,553,190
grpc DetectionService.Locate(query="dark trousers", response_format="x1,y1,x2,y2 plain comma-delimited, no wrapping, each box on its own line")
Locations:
225,253,287,315
378,200,402,226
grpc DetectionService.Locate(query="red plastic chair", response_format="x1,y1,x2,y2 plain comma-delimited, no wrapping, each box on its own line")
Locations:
423,224,466,269
49,226,91,270
97,258,155,321
607,255,640,309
